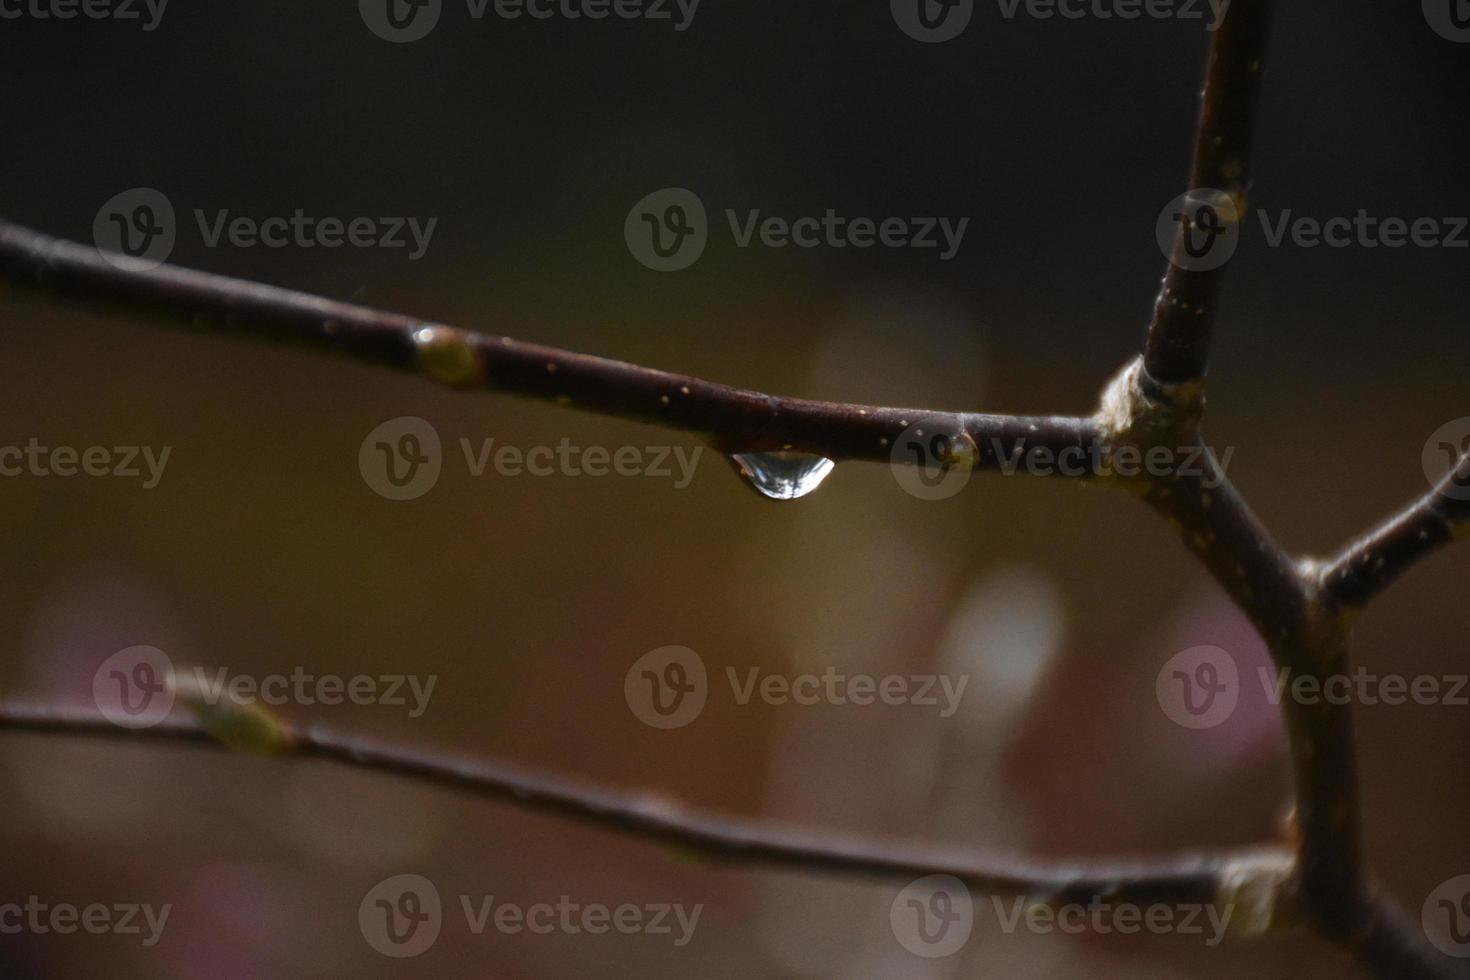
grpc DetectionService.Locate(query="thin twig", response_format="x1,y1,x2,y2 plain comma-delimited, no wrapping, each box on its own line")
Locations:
0,701,1291,912
0,218,1097,469
1320,452,1470,608
2,2,1465,975
1143,0,1274,390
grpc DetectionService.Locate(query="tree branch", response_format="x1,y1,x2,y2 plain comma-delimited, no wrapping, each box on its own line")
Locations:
3,5,1460,974
0,701,1292,915
0,217,1097,471
1143,0,1274,390
1319,452,1470,608
1354,892,1470,980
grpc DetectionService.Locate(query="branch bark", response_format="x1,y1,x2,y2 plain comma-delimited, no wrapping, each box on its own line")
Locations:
2,2,1466,976
0,701,1291,915
1143,0,1274,391
0,218,1096,470
1320,452,1470,608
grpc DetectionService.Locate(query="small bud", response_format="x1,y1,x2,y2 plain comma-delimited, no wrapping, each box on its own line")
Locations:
413,325,483,388
171,671,290,756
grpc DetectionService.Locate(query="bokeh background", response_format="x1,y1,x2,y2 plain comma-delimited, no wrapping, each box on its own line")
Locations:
1,1,1468,976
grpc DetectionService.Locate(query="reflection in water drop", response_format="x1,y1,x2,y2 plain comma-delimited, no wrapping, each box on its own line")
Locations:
729,452,835,500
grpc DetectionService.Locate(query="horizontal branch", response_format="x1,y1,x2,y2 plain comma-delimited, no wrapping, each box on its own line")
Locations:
1320,452,1470,608
0,701,1293,916
0,217,1097,471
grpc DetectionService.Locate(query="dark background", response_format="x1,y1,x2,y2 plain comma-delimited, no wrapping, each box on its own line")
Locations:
0,1,1467,976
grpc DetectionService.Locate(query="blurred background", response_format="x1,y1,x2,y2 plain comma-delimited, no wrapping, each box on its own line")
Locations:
1,1,1468,976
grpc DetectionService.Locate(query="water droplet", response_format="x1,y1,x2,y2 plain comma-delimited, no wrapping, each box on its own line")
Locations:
729,452,835,500
413,325,482,387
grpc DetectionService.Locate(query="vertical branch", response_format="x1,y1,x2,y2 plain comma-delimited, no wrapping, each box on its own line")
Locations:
1144,0,1274,388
